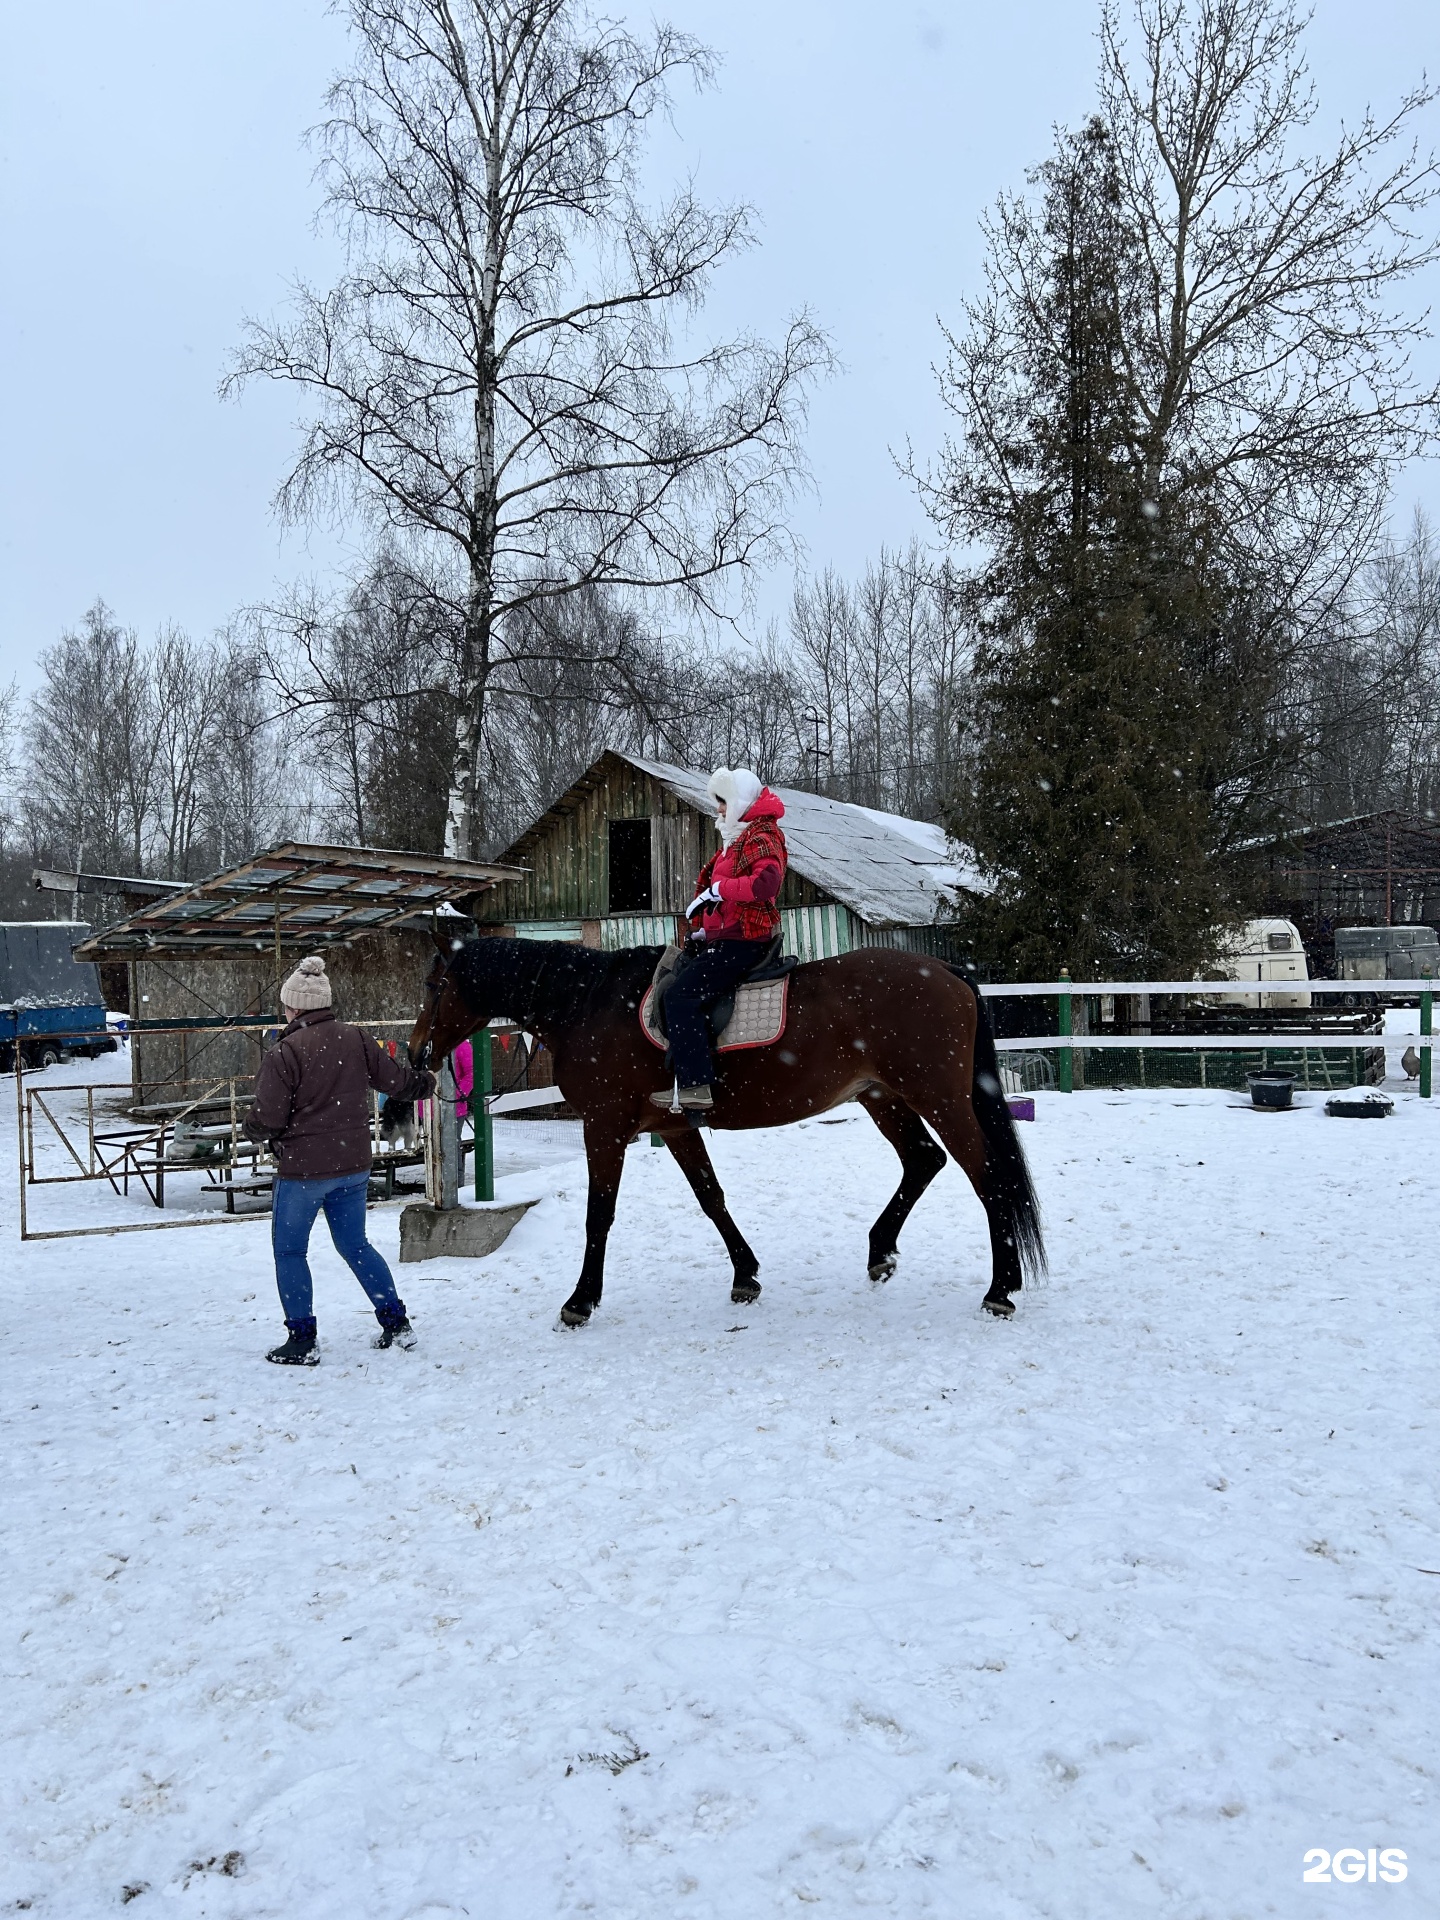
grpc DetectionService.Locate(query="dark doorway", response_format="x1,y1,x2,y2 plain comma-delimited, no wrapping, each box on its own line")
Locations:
608,818,653,913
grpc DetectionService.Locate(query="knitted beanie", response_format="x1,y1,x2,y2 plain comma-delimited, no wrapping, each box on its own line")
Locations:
281,954,332,1013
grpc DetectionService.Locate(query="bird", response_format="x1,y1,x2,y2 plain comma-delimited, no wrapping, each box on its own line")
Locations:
1402,1045,1422,1080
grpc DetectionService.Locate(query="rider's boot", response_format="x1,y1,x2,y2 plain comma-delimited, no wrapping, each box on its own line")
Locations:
649,1082,714,1111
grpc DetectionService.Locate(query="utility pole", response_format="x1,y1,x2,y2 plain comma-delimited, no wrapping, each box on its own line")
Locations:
800,708,829,794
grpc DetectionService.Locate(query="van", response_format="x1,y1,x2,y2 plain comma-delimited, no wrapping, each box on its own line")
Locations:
1203,917,1311,1009
1335,925,1440,992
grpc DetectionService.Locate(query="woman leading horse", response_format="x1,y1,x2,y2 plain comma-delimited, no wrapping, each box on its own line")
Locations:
406,847,1045,1329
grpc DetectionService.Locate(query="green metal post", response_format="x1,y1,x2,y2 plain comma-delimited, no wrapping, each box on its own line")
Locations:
1058,967,1073,1094
474,1025,494,1200
1422,972,1432,1100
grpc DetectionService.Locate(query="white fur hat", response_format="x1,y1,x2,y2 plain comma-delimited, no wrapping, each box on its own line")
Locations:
281,954,332,1012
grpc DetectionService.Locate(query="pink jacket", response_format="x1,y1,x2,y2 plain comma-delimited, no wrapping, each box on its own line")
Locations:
452,1037,474,1119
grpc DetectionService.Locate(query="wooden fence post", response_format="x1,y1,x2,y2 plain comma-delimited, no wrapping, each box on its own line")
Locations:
1058,968,1073,1093
437,1058,460,1210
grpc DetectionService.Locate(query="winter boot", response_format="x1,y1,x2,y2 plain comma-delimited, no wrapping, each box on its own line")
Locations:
372,1303,417,1351
266,1317,319,1366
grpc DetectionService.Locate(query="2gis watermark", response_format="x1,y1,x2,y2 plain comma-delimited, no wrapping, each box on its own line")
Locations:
1303,1849,1408,1885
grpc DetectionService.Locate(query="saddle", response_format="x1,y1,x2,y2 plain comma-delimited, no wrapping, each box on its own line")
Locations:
640,935,801,1054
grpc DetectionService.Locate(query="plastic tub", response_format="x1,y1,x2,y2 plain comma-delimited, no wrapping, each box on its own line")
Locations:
1246,1072,1296,1111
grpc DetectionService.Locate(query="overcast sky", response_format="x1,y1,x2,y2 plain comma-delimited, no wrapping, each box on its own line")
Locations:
2,0,1437,687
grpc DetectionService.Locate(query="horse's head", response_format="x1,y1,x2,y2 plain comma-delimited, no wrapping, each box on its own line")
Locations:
408,932,480,1068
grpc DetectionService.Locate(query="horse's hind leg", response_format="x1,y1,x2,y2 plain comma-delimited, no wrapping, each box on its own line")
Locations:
859,1089,947,1282
902,1090,1024,1318
664,1128,762,1304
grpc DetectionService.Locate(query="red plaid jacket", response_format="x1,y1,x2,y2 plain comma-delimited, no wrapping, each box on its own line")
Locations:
691,795,787,941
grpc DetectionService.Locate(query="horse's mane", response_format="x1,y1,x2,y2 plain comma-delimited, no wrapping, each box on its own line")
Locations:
453,936,661,1030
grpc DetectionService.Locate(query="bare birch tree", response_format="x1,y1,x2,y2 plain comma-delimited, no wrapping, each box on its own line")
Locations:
226,0,828,856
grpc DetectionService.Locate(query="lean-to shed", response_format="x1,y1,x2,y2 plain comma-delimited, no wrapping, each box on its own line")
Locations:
478,751,983,960
73,843,521,1103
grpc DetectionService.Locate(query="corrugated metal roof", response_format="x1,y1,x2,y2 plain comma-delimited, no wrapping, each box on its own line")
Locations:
627,756,987,928
73,844,523,960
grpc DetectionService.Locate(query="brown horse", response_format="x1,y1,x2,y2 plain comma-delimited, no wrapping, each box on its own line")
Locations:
406,936,1044,1328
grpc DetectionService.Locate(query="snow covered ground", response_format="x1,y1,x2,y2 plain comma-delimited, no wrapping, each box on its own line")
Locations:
2,1050,1436,1918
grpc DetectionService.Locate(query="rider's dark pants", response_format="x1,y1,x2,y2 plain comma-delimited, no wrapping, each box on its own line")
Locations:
663,939,769,1087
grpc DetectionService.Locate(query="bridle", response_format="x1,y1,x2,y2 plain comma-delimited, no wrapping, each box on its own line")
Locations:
412,958,449,1071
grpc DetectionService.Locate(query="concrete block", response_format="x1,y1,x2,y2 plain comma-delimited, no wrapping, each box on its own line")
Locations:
398,1198,538,1263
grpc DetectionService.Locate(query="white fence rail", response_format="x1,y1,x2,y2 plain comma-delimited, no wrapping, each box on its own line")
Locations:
977,978,1437,997
991,1033,1425,1051
976,973,1431,1093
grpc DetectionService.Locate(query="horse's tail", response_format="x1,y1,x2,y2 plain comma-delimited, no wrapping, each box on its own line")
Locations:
948,965,1047,1283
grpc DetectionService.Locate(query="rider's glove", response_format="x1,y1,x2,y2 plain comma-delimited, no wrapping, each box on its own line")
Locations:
686,883,722,919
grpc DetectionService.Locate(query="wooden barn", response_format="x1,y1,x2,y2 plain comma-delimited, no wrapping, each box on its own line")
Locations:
1249,810,1440,970
477,751,982,959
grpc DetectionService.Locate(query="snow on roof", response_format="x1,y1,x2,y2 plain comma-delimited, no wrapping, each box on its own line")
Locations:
628,756,988,927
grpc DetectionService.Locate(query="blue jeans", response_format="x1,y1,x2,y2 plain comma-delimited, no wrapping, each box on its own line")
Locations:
272,1171,405,1328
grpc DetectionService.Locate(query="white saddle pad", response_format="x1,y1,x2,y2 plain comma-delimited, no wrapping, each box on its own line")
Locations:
640,976,790,1053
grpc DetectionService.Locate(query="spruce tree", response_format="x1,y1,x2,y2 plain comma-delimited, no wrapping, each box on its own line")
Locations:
934,122,1278,978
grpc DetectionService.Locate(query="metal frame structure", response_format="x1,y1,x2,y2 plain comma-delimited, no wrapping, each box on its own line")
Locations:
72,843,523,962
1252,811,1440,948
14,1014,514,1242
17,843,532,1239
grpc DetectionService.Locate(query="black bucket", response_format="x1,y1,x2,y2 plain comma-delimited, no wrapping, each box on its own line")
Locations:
1247,1072,1296,1111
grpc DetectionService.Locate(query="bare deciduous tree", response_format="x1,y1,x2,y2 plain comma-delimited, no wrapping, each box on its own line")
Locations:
1097,0,1440,621
1286,510,1440,823
26,604,157,878
226,0,829,857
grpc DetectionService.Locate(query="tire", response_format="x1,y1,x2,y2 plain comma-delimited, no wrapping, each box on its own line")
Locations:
37,1046,60,1071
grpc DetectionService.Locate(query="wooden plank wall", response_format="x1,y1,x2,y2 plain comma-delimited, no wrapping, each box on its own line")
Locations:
481,756,838,925
130,930,436,1104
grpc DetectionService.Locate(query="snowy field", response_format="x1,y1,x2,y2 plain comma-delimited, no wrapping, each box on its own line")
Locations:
2,1047,1436,1918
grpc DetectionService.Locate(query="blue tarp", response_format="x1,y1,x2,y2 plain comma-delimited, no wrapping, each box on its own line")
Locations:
0,923,106,1039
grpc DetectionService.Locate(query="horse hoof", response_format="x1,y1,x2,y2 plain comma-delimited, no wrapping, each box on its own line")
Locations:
731,1276,762,1305
982,1294,1016,1319
557,1303,592,1329
869,1256,897,1284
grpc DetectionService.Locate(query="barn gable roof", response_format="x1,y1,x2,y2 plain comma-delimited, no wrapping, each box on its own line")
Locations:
497,750,986,928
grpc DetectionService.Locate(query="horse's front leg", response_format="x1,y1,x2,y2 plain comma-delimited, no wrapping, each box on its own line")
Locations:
664,1126,762,1305
559,1122,628,1328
